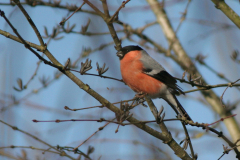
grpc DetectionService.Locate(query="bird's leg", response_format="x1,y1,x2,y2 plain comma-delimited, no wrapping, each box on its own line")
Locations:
130,92,147,108
156,106,165,124
135,92,147,99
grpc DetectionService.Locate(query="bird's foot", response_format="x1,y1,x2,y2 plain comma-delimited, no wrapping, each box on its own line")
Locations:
135,92,147,99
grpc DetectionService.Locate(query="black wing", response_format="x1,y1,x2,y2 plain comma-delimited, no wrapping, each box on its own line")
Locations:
144,69,185,95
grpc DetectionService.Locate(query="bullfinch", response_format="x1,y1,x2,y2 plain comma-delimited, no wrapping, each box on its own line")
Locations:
116,45,192,121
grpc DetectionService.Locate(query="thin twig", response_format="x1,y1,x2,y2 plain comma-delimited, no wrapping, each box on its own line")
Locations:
73,118,115,151
208,114,237,127
220,79,240,107
0,11,63,70
69,69,123,82
108,0,131,23
181,122,195,159
0,120,75,160
64,98,136,111
12,0,45,46
167,0,192,55
60,2,86,25
83,0,105,18
195,57,240,91
174,0,192,34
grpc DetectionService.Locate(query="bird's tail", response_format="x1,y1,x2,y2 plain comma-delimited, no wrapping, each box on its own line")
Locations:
166,94,192,121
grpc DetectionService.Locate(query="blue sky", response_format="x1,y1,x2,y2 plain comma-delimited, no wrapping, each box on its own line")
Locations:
1,0,240,159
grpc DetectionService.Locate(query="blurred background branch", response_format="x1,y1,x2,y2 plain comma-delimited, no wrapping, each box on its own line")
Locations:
1,0,240,160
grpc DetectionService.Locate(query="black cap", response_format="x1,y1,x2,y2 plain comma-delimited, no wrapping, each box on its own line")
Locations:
116,45,143,60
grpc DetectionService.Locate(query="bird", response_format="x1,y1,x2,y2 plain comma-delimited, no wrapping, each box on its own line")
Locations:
116,45,192,121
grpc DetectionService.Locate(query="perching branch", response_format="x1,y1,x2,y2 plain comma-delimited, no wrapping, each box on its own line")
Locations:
146,0,240,146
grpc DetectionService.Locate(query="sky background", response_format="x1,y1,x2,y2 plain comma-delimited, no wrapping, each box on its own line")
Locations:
1,0,240,159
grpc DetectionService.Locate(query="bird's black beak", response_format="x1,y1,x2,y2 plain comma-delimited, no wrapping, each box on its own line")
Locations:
116,51,124,59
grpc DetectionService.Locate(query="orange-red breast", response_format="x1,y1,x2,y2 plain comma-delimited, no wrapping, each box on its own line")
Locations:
117,45,192,121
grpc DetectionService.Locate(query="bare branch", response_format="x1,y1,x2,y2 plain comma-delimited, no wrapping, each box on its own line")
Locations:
211,0,240,29
83,0,105,18
59,2,86,25
12,0,45,46
0,120,75,159
108,0,131,23
146,0,240,144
